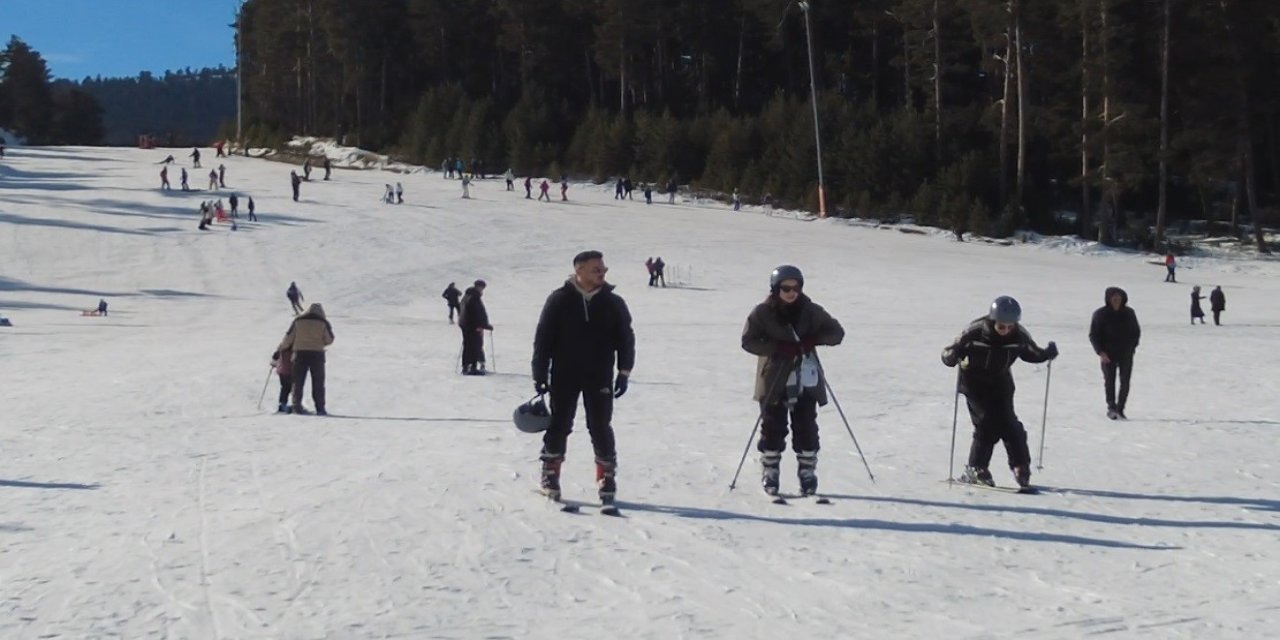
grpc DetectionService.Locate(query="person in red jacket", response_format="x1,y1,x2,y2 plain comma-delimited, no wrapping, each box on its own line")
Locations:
538,179,551,202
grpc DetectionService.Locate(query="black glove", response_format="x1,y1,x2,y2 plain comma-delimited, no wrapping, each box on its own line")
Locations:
1043,341,1059,360
271,350,280,360
534,380,550,395
613,373,629,399
941,346,964,368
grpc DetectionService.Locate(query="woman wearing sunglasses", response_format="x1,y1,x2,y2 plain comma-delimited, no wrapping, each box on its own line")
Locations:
942,296,1058,489
741,265,846,498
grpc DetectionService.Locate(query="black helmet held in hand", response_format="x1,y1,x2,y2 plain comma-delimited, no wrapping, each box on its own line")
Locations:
513,395,552,433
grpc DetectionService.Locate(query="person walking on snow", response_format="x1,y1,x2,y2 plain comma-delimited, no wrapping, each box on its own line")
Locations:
229,193,239,218
652,257,666,287
524,176,532,199
505,168,515,191
180,167,189,191
1089,286,1141,420
97,299,109,316
323,158,332,180
270,346,294,412
1210,286,1226,325
160,166,171,190
740,265,845,497
1164,253,1177,282
942,296,1058,489
247,196,256,221
302,159,312,181
286,282,305,314
442,282,462,324
538,179,551,201
215,140,226,157
732,189,741,211
395,182,404,204
383,184,395,204
290,171,301,201
560,177,569,201
532,250,636,506
461,175,472,199
458,280,493,374
208,169,219,191
189,147,201,168
1190,286,1206,324
276,303,334,415
218,164,227,188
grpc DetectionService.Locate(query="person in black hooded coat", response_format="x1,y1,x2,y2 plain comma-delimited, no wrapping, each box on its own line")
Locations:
458,280,492,374
1089,286,1141,419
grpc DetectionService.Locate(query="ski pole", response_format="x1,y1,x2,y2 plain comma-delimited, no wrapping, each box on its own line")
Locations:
948,369,961,486
728,358,794,491
256,365,274,410
488,329,497,373
813,352,875,483
728,414,764,491
1037,360,1052,470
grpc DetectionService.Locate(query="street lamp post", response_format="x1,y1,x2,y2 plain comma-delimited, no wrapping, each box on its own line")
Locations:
798,1,826,218
235,2,244,146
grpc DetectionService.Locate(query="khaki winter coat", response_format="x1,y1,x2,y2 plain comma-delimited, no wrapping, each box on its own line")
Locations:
278,303,335,353
741,294,844,405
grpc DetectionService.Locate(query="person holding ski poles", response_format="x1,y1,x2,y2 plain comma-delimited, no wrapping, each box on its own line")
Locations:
740,265,845,498
941,296,1058,489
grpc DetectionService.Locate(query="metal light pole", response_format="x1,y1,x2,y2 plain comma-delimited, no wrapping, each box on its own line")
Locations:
235,1,244,145
798,1,826,218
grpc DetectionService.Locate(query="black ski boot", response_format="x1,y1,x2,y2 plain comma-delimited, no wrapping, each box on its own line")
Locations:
540,455,563,501
960,465,995,486
761,451,782,496
1012,465,1031,489
797,450,819,496
596,457,618,506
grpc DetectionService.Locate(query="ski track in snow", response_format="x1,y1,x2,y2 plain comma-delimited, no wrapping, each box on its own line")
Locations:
1,145,1278,638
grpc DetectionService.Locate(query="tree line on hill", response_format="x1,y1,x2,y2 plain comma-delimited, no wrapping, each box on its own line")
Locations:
0,37,104,146
0,36,235,148
236,0,1280,250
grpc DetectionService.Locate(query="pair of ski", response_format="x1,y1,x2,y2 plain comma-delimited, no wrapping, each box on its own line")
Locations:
946,478,1040,494
539,490,622,516
768,493,831,505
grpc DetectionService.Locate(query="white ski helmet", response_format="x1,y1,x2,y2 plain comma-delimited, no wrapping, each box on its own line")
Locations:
513,396,552,433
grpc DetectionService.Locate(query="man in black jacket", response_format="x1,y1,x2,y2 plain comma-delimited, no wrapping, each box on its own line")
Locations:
458,280,492,375
532,250,635,506
943,296,1058,488
1210,285,1226,325
1088,286,1141,420
442,282,462,324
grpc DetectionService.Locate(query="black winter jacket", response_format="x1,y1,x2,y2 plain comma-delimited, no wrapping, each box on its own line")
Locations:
442,285,462,307
1210,288,1225,311
1088,287,1141,358
942,317,1053,398
532,280,635,385
459,288,491,330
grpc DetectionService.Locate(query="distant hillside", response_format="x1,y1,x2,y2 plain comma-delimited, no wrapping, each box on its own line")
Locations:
69,67,235,146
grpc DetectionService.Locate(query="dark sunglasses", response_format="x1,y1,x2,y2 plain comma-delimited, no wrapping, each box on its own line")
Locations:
779,285,802,293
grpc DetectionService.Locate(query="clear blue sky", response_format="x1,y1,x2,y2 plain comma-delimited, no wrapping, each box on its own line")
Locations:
0,0,240,80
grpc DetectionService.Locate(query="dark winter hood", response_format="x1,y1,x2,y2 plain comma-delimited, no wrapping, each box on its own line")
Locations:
1104,286,1129,307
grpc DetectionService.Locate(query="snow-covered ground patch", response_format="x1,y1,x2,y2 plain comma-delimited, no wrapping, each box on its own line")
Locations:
1,145,1278,638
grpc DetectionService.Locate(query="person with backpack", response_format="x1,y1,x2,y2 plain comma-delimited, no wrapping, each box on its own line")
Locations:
740,265,845,497
442,282,462,324
286,282,304,314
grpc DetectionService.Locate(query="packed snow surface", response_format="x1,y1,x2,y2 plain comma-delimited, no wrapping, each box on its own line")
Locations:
1,146,1278,638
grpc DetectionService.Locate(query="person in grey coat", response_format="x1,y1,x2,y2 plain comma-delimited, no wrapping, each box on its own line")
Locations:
741,265,845,497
